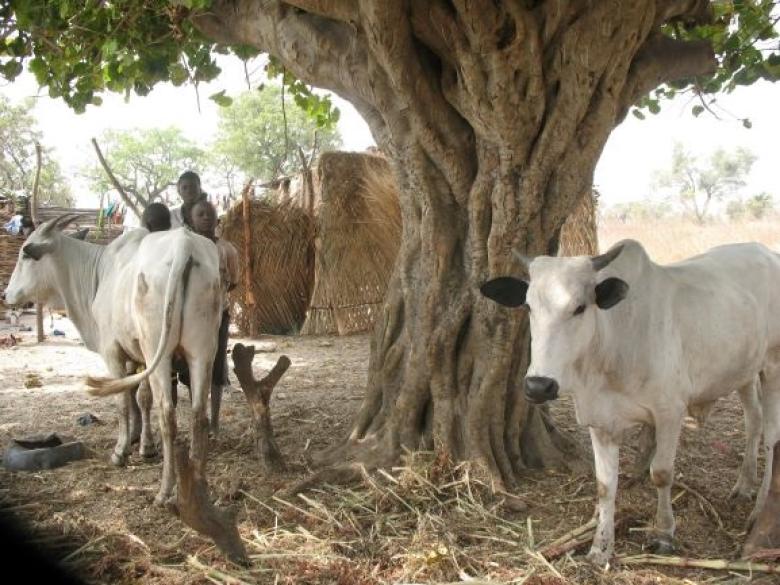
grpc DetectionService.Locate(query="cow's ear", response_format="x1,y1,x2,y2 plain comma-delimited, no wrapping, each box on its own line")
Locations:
595,277,629,310
22,242,51,261
480,277,529,308
70,228,89,241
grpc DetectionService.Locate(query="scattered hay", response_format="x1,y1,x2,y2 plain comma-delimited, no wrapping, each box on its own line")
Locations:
221,199,314,335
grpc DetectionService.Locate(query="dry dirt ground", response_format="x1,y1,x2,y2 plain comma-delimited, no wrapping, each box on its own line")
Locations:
0,311,775,584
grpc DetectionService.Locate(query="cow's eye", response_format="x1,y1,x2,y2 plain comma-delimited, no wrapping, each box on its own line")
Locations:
573,304,586,316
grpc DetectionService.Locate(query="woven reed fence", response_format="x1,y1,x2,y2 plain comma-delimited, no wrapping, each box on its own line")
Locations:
221,199,314,335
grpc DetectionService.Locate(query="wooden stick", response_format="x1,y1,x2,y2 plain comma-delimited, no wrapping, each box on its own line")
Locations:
618,554,779,573
31,141,44,343
31,141,42,226
240,181,256,336
90,138,142,219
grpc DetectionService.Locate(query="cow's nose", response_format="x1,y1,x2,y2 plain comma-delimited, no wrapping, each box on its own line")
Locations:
524,376,559,403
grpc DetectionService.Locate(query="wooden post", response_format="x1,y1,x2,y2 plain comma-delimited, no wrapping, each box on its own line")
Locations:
241,181,257,337
31,142,44,343
231,343,290,472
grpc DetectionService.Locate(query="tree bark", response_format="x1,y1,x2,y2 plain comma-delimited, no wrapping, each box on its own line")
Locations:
192,0,717,489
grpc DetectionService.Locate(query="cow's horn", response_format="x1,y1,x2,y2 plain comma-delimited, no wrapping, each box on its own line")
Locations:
512,249,533,271
40,213,82,236
591,244,624,271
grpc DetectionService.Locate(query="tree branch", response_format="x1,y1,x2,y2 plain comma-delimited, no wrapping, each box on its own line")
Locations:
619,34,716,121
91,138,143,219
30,141,42,226
655,0,712,28
281,0,357,23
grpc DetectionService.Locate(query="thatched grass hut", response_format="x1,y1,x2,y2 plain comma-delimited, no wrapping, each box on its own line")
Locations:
221,199,314,335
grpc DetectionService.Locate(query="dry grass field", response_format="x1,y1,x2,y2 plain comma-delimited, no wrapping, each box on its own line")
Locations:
599,215,780,261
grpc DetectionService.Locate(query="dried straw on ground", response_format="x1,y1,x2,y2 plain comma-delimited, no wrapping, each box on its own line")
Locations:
301,152,401,335
221,199,314,335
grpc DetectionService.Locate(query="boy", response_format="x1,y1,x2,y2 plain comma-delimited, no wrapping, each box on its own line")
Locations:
189,199,239,434
141,202,171,232
170,171,207,229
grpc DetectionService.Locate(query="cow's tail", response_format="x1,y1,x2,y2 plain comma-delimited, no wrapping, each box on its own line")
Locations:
86,241,192,397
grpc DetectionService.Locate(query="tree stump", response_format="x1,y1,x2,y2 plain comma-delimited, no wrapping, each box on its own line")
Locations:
231,343,290,472
169,444,247,564
743,441,780,559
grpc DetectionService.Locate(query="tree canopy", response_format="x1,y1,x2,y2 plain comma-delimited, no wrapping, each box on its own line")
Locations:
0,95,72,207
0,2,776,120
214,86,341,182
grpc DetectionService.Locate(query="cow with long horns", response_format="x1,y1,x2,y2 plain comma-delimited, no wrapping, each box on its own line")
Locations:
481,239,780,564
3,214,222,504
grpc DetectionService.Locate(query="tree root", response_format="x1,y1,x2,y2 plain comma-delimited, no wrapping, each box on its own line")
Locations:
281,463,366,498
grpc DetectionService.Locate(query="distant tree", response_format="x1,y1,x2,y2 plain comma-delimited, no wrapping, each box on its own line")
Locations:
654,142,756,223
214,86,341,182
745,193,774,219
0,96,72,208
83,127,205,209
608,199,673,222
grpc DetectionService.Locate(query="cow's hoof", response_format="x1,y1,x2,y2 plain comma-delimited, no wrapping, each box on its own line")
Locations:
648,534,677,555
110,452,128,467
585,548,611,567
154,491,175,507
139,447,157,460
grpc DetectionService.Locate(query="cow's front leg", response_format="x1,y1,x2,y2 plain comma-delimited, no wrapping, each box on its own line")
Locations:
649,416,683,553
136,379,156,458
587,427,620,566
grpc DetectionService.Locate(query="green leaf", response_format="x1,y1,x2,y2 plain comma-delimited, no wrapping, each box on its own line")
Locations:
742,118,752,129
209,90,233,107
631,109,645,120
692,105,705,117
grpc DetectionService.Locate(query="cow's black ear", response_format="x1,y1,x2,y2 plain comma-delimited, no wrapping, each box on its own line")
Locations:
70,228,89,241
480,277,529,308
595,277,629,310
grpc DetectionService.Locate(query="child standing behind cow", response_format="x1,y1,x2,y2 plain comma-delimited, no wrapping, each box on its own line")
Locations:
189,199,239,434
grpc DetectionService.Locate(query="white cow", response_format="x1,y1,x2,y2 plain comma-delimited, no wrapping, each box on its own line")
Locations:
3,215,221,504
480,239,779,564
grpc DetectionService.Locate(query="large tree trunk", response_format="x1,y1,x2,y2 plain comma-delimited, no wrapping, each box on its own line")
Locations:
193,0,716,489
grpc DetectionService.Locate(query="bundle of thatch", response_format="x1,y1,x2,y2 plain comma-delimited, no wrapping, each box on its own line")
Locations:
300,152,401,335
559,190,599,257
221,199,314,335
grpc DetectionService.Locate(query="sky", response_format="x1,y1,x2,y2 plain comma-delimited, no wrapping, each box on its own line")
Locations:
0,54,778,210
